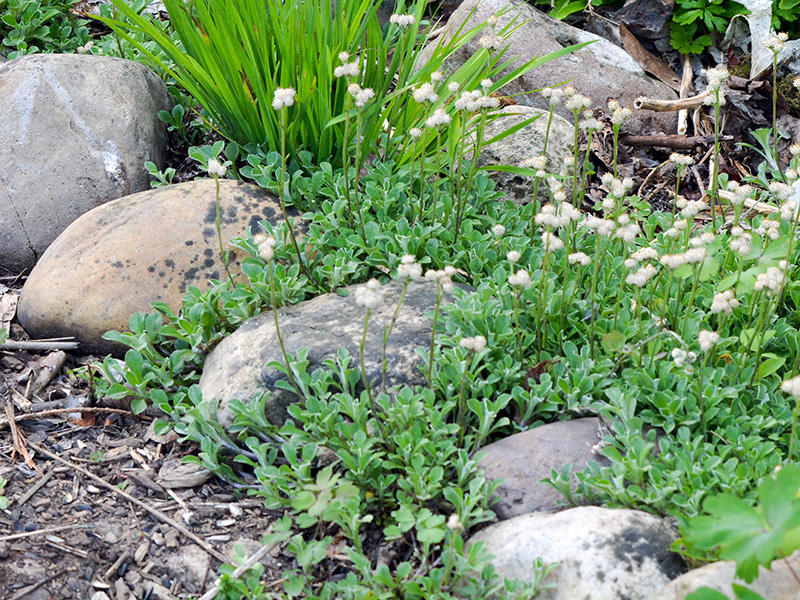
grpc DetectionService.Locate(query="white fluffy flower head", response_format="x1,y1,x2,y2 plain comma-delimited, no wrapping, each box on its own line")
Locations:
272,87,296,110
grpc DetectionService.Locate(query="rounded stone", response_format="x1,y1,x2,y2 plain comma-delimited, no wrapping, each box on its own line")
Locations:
18,179,295,355
0,54,170,272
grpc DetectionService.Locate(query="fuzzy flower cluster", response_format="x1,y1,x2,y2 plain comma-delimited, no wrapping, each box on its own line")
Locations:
671,347,697,368
583,215,616,237
354,279,384,309
731,183,754,206
390,13,416,27
781,375,800,399
710,290,739,314
272,87,296,110
508,269,532,289
535,202,581,228
479,34,504,50
425,266,456,293
540,87,564,106
413,82,439,104
492,224,506,237
675,196,708,219
608,100,632,126
625,264,657,287
454,89,499,112
542,231,564,253
348,83,375,108
334,54,360,78
755,218,781,240
689,231,715,247
781,198,800,222
698,330,720,352
579,114,603,132
507,250,521,264
670,153,694,167
565,92,592,112
614,215,640,243
568,252,591,266
664,218,688,239
397,254,423,280
207,158,228,178
755,262,789,295
703,66,729,104
253,233,277,262
460,335,487,352
426,108,451,128
770,181,793,201
730,226,752,256
631,247,659,262
763,32,788,54
521,155,548,175
601,173,635,200
659,247,706,269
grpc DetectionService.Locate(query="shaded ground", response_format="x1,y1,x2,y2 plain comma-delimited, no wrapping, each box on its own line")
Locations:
0,322,286,600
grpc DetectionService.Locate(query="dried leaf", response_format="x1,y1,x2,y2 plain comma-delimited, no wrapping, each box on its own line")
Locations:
619,23,681,93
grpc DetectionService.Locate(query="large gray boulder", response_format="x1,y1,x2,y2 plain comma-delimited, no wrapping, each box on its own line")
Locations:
467,506,687,600
420,0,678,134
479,418,610,519
0,54,170,272
18,179,295,356
646,551,800,600
200,280,460,427
478,106,575,206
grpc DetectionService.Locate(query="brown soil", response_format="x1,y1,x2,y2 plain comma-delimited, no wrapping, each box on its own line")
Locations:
0,331,285,600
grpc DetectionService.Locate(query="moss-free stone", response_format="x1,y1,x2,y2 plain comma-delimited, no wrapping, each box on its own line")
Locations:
18,179,297,355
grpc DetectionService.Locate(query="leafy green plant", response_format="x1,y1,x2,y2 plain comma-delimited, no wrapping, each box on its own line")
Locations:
0,0,89,57
0,475,8,510
680,464,800,599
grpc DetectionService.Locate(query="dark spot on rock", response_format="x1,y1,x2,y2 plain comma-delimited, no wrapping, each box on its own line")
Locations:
111,261,124,269
262,206,277,220
613,525,686,579
204,258,215,268
204,248,214,257
185,240,194,246
208,271,220,280
226,206,237,221
249,215,262,232
147,266,156,273
185,267,199,280
164,284,169,289
159,271,166,278
595,569,605,583
203,227,214,239
204,203,217,224
164,259,175,268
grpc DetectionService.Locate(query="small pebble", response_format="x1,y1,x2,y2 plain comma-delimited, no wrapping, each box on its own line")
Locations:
0,541,9,559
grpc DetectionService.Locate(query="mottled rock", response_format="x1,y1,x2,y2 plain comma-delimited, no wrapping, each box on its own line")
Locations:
419,0,677,134
468,506,687,600
0,54,170,272
200,280,461,427
479,418,610,519
647,551,800,600
165,545,210,594
478,106,574,206
18,179,296,355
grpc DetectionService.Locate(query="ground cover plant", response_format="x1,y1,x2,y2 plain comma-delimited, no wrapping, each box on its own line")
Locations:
7,0,800,597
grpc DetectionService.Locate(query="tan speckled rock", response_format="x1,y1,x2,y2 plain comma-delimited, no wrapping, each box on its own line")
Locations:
18,179,298,355
646,551,800,600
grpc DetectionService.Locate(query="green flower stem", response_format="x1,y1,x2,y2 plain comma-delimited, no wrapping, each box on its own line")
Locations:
680,262,704,340
360,309,386,439
342,101,355,227
710,95,721,234
428,286,444,388
788,394,800,463
457,350,472,446
279,111,318,289
268,262,302,399
381,279,410,392
354,107,367,245
589,235,611,360
212,174,234,285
